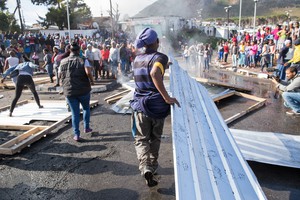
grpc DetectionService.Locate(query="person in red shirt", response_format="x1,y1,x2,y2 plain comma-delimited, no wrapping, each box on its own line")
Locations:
245,32,250,43
223,41,229,63
101,44,110,78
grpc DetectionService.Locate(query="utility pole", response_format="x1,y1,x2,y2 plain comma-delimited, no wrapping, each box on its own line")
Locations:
16,0,24,32
109,0,114,39
239,0,242,31
224,6,232,40
253,0,259,32
66,0,71,40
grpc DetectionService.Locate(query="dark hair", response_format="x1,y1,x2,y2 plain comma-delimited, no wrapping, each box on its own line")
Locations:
23,54,30,62
70,42,80,52
288,66,298,74
43,48,49,52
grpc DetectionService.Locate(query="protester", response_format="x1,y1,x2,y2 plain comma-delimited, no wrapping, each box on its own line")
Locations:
59,42,94,141
130,27,180,187
42,48,54,83
1,59,43,117
272,66,300,115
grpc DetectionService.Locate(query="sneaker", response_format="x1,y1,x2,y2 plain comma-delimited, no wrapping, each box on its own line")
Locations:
73,135,80,141
144,171,157,187
39,105,44,109
286,110,300,116
84,128,93,133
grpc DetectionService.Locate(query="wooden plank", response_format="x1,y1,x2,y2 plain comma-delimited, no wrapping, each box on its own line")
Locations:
104,89,131,101
0,100,99,155
0,125,48,130
0,148,12,155
10,115,71,155
213,91,236,102
106,96,124,104
0,127,45,148
225,100,266,124
235,91,267,102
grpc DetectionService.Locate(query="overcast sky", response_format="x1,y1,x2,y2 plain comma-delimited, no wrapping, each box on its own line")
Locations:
7,0,157,25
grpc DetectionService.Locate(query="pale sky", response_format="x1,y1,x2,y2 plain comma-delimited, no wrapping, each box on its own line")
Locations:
7,0,157,25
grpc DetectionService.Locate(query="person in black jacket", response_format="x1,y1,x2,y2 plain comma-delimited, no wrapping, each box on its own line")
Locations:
59,42,94,141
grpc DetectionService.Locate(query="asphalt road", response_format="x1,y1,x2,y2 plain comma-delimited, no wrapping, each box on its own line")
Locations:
0,71,300,200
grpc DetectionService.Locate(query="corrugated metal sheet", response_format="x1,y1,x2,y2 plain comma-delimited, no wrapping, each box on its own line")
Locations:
231,129,300,169
169,59,266,200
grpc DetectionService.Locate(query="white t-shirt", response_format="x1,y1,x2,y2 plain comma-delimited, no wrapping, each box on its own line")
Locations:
92,48,101,61
7,57,19,68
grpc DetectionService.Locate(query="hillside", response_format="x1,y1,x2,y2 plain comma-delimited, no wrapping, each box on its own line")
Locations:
134,0,300,19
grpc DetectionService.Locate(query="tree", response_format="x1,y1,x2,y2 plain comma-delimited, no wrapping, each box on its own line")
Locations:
36,0,92,30
0,11,20,32
0,12,10,31
0,0,7,11
31,0,61,6
68,0,92,29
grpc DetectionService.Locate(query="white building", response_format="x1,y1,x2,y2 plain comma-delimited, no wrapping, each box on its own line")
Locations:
121,16,185,38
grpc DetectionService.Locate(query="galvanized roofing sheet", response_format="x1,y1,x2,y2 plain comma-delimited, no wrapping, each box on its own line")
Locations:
169,60,266,200
231,129,300,169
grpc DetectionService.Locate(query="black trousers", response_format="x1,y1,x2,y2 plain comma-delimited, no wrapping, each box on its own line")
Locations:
94,60,100,80
10,75,41,113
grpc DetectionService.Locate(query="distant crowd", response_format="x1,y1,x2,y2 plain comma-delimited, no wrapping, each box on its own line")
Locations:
0,30,138,85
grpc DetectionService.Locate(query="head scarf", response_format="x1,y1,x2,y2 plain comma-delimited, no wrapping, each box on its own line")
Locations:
134,28,158,48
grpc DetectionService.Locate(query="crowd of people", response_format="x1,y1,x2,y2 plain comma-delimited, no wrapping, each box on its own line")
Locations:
0,31,137,84
182,42,213,76
216,22,300,79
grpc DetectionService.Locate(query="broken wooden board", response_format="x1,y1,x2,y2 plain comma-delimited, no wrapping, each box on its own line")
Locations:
0,100,98,155
170,59,266,200
212,90,267,124
231,129,300,169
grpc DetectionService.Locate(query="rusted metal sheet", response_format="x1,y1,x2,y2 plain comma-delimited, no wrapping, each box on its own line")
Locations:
169,59,266,200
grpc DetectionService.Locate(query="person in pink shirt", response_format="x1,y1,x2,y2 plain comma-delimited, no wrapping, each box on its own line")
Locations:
249,40,258,68
256,28,261,42
272,24,281,50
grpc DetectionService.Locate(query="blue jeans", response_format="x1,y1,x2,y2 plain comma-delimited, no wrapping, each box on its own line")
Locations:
120,58,128,74
204,57,209,70
66,92,91,136
232,54,238,67
282,92,300,113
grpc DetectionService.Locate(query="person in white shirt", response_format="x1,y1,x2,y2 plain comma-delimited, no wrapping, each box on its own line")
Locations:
92,44,102,81
108,41,120,79
4,51,19,85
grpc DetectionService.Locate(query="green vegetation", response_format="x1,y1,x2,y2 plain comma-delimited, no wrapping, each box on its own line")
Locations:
0,0,20,32
33,0,92,30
